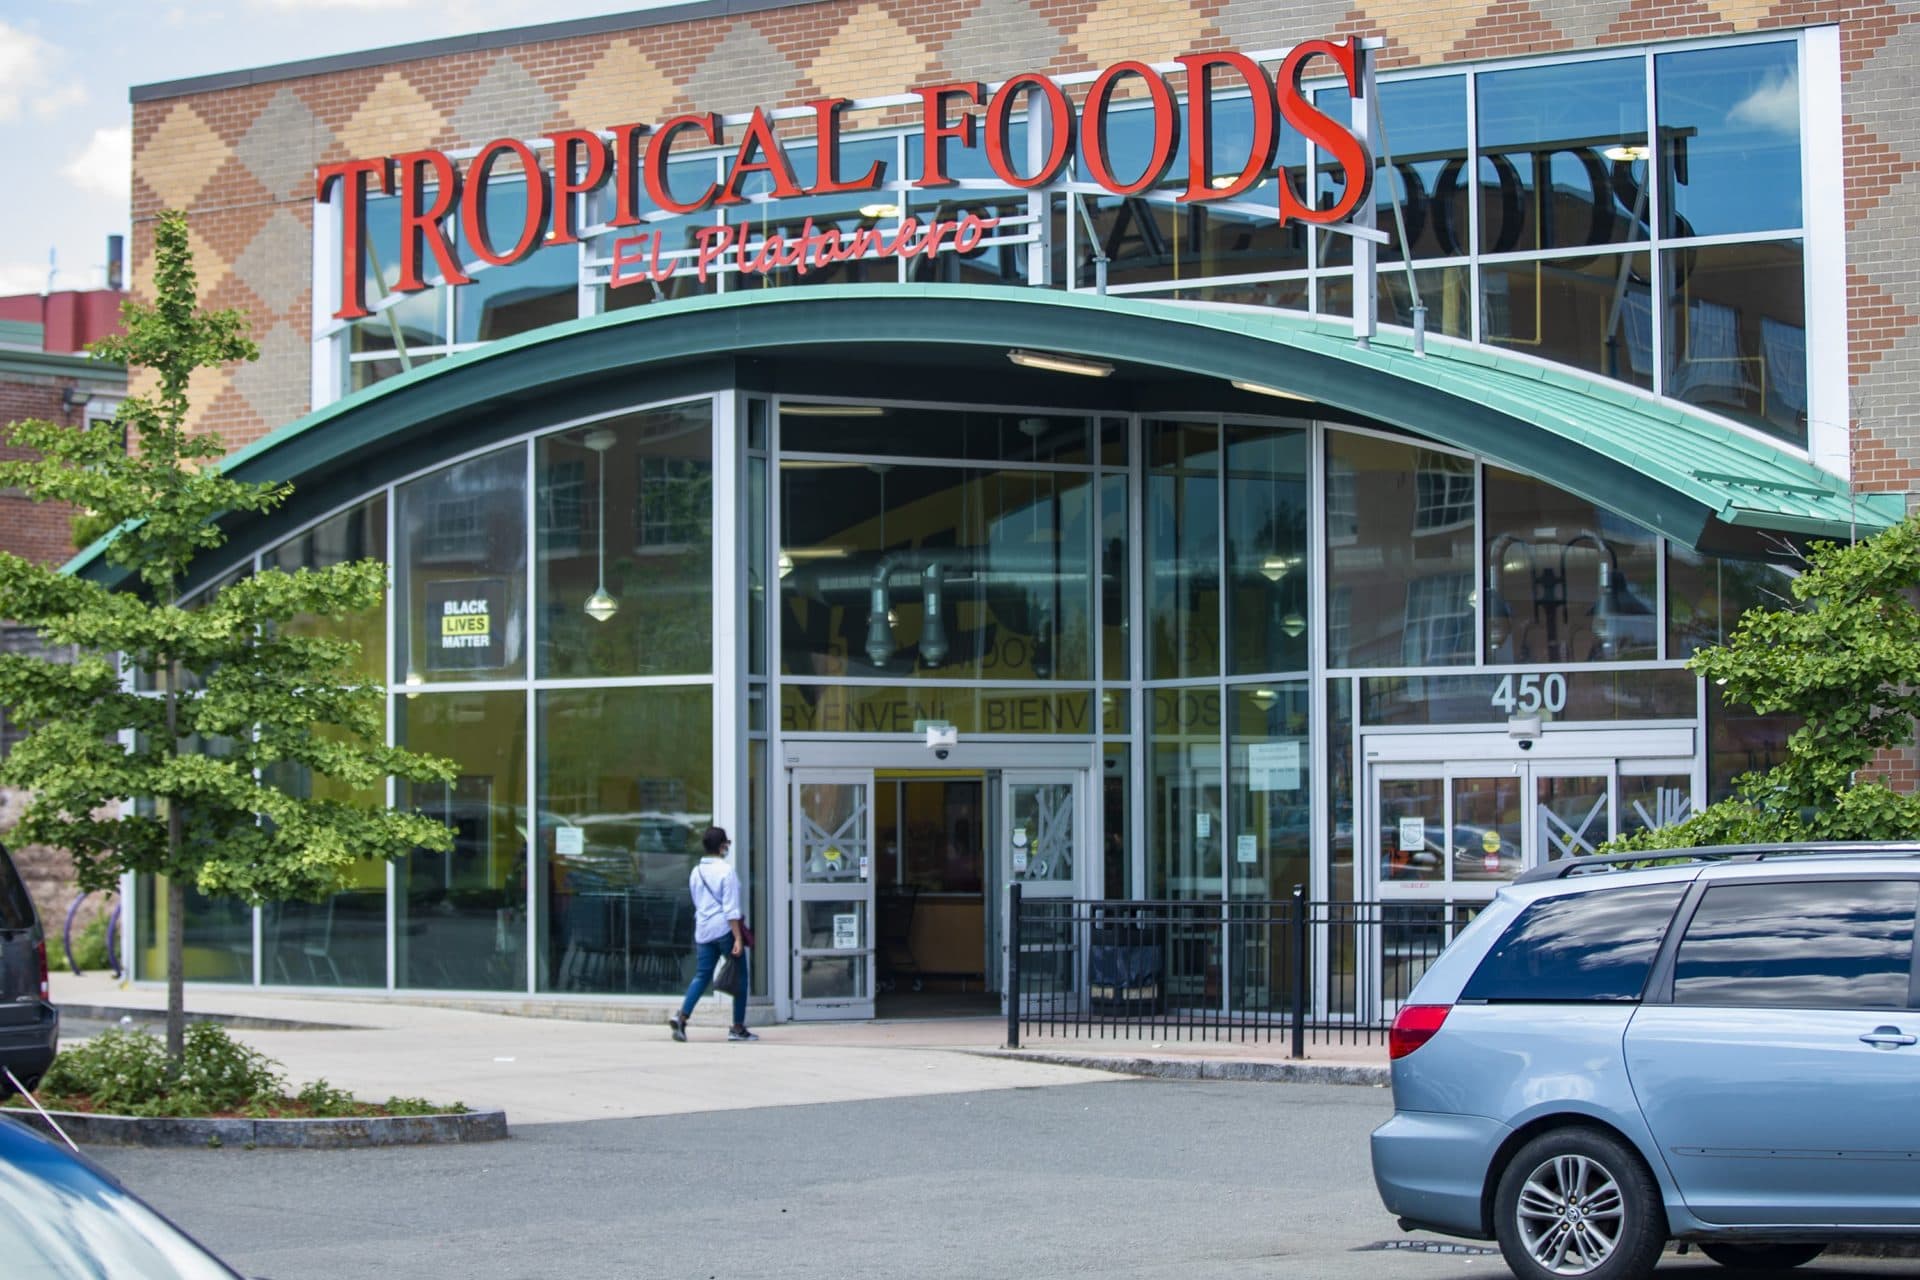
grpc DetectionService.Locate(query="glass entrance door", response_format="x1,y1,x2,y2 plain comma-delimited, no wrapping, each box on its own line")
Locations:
790,770,876,1020
995,770,1083,1006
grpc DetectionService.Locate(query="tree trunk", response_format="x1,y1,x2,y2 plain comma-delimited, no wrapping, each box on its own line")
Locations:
164,666,184,1062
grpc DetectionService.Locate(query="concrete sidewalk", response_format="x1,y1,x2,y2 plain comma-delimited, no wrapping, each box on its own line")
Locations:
47,971,1388,1123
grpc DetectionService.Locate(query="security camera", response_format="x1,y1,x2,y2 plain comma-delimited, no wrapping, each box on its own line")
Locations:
935,748,950,760
1518,738,1535,751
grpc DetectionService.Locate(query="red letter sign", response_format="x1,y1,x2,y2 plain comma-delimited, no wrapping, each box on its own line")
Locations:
913,83,982,188
644,114,722,215
316,158,390,320
717,107,804,206
985,74,1075,190
1177,52,1276,203
548,129,612,244
1081,61,1180,196
461,139,549,266
393,149,472,292
1276,38,1373,226
809,99,888,195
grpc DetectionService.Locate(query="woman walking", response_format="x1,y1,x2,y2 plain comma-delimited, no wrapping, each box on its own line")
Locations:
669,826,757,1042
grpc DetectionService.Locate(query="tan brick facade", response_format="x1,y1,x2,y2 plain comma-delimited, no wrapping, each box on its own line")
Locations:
128,0,1920,497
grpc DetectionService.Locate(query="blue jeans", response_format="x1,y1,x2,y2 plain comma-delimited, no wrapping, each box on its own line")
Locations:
678,934,747,1027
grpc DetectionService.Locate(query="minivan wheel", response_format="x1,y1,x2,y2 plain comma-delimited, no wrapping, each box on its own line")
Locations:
1698,1242,1826,1270
1494,1128,1667,1280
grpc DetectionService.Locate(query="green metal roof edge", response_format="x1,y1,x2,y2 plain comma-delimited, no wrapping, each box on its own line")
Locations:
64,283,1889,580
0,347,126,382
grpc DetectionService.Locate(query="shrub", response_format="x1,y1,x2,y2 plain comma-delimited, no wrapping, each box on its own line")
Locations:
37,1023,282,1117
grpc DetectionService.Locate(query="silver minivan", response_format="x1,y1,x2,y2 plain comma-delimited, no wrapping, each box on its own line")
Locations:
1371,843,1920,1280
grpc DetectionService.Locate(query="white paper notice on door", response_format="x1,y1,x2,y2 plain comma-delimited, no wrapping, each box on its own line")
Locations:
554,826,583,856
1249,741,1301,792
1236,834,1259,864
832,913,859,950
1397,817,1426,853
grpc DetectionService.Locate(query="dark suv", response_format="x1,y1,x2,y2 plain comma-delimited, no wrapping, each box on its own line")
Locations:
0,841,58,1100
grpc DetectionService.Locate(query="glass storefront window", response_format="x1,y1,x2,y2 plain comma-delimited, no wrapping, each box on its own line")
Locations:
396,445,527,685
780,404,1092,466
1707,681,1799,803
1100,472,1129,681
261,724,388,989
1148,685,1221,900
1318,75,1469,264
349,195,450,356
1328,678,1355,902
1667,544,1797,658
780,684,1095,734
134,875,252,983
1484,467,1659,663
1146,421,1220,680
780,461,1092,681
1661,239,1805,443
1475,58,1649,254
397,690,527,991
1228,682,1310,901
1657,41,1802,239
265,497,387,686
537,402,713,678
1104,740,1130,899
1480,252,1654,390
1319,265,1472,338
749,454,767,677
535,685,713,995
1224,425,1308,675
1326,432,1477,669
593,156,726,311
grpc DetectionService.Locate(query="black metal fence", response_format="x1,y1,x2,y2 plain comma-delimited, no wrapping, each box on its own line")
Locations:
1005,885,1457,1055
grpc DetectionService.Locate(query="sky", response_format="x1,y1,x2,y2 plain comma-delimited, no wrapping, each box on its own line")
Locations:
0,1,674,298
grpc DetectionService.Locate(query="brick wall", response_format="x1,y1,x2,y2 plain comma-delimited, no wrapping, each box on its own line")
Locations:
0,379,84,568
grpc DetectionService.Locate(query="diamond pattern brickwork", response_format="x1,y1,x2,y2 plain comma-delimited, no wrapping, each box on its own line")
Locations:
125,0,1920,478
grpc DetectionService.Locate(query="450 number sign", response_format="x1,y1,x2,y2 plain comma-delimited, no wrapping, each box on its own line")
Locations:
1490,672,1568,716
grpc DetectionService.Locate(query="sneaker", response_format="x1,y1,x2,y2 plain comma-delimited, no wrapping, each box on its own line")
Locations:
668,1014,687,1043
727,1026,760,1042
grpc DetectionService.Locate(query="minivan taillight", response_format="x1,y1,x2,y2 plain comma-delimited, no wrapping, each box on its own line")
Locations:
1389,1004,1450,1060
34,939,48,1002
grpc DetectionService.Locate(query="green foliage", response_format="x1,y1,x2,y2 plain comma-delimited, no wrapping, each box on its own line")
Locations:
29,1023,464,1117
47,908,112,973
0,209,455,920
1609,515,1920,850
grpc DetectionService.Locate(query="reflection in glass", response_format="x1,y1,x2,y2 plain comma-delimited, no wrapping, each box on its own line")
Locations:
780,461,1091,681
1379,777,1444,884
1460,883,1686,1002
1224,426,1308,674
1483,467,1659,663
1104,740,1130,899
1320,266,1472,338
1146,421,1220,680
262,721,387,988
1475,58,1649,253
1480,252,1654,390
395,446,526,684
397,691,527,991
536,686,712,994
1453,775,1522,883
594,157,726,311
1675,881,1917,1008
1657,41,1802,239
1328,679,1355,904
1662,239,1805,444
1100,472,1129,681
266,497,387,686
1667,545,1796,658
349,195,449,355
1326,431,1476,668
780,404,1092,465
1229,683,1310,902
780,684,1094,735
748,454,767,677
1149,687,1221,900
134,875,252,982
455,183,578,343
1707,682,1798,803
1318,76,1469,264
537,402,713,677
1535,774,1611,863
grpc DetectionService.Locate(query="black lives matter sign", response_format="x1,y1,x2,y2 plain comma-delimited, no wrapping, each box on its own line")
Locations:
426,577,507,672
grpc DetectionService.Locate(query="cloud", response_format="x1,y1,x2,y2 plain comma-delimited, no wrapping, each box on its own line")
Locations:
63,127,131,202
1727,67,1799,136
0,261,53,297
0,22,54,122
250,0,421,9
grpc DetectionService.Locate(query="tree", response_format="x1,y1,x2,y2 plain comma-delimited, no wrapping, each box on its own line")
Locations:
1611,515,1920,850
0,211,455,1059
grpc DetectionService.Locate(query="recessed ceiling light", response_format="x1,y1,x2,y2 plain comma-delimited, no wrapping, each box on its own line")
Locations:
858,203,902,219
1232,380,1313,402
780,403,887,417
1602,144,1649,162
1007,349,1114,378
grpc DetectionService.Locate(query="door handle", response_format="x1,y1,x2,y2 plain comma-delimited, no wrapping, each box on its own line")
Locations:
1860,1026,1917,1049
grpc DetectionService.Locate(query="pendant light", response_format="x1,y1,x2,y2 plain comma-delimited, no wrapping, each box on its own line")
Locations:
583,427,618,623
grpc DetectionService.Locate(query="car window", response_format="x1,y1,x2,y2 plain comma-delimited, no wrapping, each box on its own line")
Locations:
0,848,33,932
1672,879,1918,1009
0,1136,239,1279
1461,882,1687,1002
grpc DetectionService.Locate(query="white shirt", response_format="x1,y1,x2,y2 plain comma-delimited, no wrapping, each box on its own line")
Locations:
689,856,742,944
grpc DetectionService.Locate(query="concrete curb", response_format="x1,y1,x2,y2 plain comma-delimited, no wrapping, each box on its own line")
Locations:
971,1048,1389,1086
8,1107,509,1148
57,1004,359,1033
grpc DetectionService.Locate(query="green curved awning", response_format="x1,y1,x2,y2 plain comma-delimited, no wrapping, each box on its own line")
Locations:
69,283,1895,582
